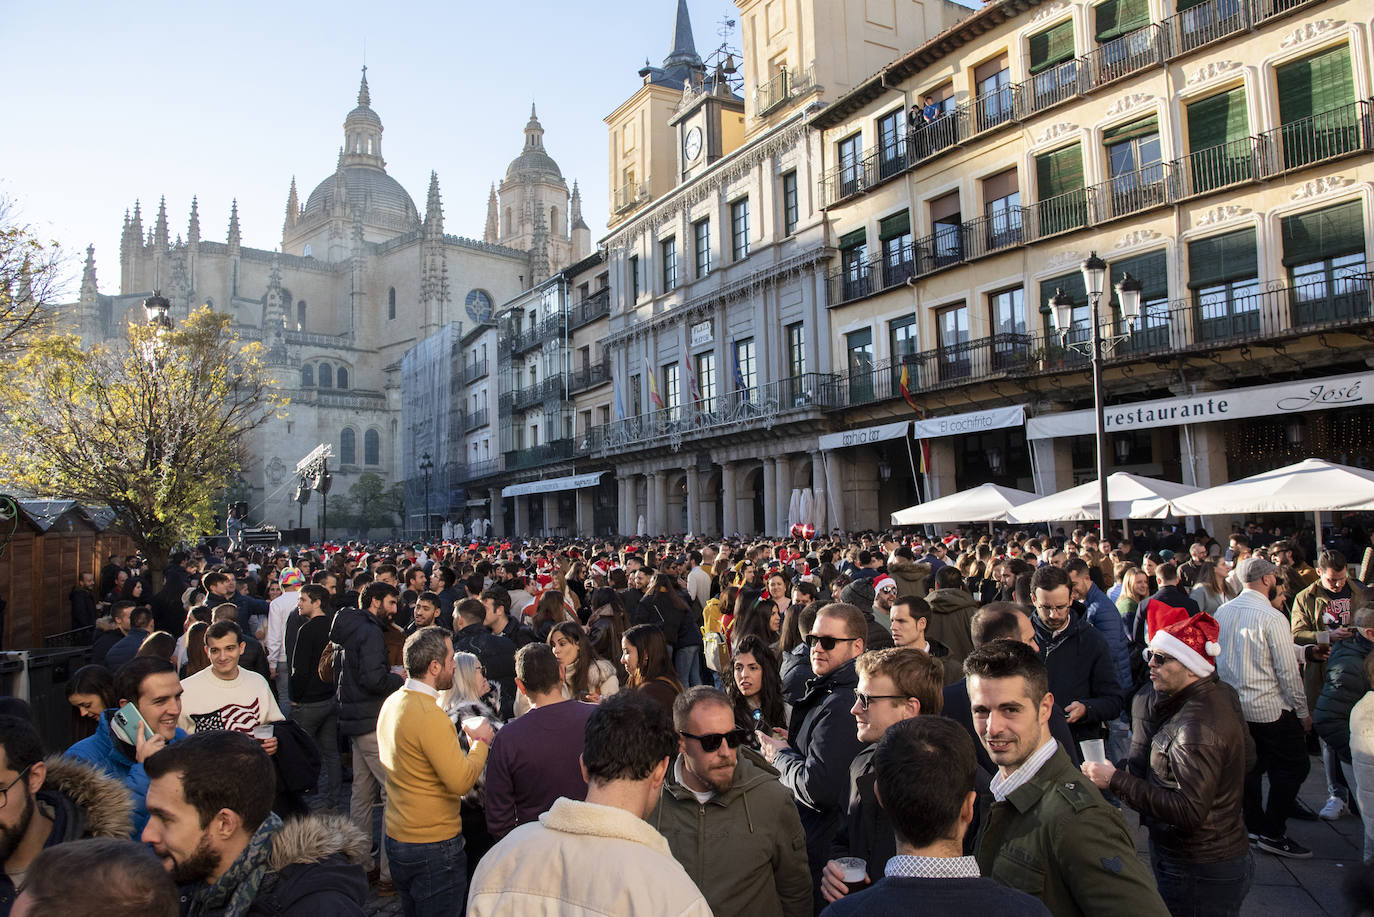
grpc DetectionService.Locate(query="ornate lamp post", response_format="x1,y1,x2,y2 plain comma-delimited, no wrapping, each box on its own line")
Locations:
419,451,434,540
1043,252,1143,540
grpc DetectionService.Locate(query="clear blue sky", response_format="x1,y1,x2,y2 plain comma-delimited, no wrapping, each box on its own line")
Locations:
1,0,745,295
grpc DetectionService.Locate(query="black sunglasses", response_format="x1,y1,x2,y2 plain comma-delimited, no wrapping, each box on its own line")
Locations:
1146,651,1177,666
679,729,749,752
804,634,859,651
854,692,910,711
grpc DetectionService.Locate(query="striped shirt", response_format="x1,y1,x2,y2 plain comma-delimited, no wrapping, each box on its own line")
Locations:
989,738,1057,802
1214,589,1308,722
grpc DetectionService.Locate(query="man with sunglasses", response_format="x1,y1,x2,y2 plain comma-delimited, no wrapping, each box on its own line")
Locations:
651,687,812,917
757,603,868,909
1080,613,1252,915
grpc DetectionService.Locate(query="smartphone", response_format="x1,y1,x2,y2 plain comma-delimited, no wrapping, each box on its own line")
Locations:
112,702,150,746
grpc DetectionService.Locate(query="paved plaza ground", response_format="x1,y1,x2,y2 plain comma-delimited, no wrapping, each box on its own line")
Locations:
359,755,1367,915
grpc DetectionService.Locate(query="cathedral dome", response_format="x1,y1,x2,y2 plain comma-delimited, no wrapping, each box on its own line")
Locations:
503,103,566,186
302,166,419,224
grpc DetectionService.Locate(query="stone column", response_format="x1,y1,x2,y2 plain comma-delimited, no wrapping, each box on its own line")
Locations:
653,472,669,536
513,495,528,538
775,453,792,534
685,466,701,536
645,472,658,536
491,493,505,539
576,488,594,538
811,451,827,533
1031,437,1074,496
762,458,778,537
722,462,738,536
824,450,846,534
927,439,957,501
1181,422,1232,537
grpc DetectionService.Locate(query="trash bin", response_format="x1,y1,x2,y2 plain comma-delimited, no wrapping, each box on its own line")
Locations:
0,654,24,699
18,647,91,752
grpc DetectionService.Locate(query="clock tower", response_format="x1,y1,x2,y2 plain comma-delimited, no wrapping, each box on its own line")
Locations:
669,75,745,184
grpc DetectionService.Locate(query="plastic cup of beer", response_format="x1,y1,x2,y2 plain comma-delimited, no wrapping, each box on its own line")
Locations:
1080,738,1107,764
251,723,273,742
461,715,486,733
836,856,869,894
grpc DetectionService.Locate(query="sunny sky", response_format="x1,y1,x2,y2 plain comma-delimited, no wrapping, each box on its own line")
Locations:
2,0,746,297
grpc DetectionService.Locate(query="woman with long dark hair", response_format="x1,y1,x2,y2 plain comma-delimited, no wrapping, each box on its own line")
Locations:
65,665,117,720
530,590,574,641
548,621,619,702
726,634,786,736
730,591,780,657
642,571,704,686
585,587,630,678
621,623,682,716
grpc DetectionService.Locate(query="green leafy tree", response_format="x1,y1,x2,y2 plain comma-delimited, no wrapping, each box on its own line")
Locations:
0,197,62,362
349,472,403,536
0,306,282,586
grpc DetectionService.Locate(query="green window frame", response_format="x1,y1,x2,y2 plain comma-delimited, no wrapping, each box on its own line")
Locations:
1040,271,1089,342
1281,200,1365,267
1035,144,1087,235
1188,228,1258,290
1186,87,1252,192
1277,44,1355,125
1028,20,1076,74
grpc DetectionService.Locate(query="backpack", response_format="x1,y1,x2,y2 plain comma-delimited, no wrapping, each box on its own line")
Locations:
317,642,341,685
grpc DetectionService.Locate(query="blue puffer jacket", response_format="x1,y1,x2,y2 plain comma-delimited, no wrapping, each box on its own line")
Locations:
65,709,186,839
328,608,403,737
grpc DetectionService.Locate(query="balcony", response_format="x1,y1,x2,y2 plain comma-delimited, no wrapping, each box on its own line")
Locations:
511,376,565,412
826,115,1374,308
464,408,489,432
568,358,611,394
462,358,489,385
613,178,650,214
580,373,838,456
1081,24,1165,89
1264,100,1373,175
829,276,1371,402
449,458,501,484
1164,0,1249,56
505,439,575,471
569,288,611,329
755,65,817,116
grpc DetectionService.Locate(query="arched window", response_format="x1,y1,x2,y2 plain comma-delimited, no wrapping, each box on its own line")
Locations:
301,365,314,387
318,363,332,388
296,301,306,331
340,428,356,465
364,429,380,465
388,288,396,321
336,367,349,389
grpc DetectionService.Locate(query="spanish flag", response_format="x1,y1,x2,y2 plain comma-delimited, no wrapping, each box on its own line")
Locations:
645,356,665,409
899,362,921,413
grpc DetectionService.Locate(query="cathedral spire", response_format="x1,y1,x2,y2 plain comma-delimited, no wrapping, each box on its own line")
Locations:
424,171,444,239
187,197,200,245
358,66,371,107
284,178,299,231
664,0,703,71
524,102,545,151
154,197,170,249
80,245,98,302
342,69,385,169
484,184,499,243
570,180,587,230
227,199,241,250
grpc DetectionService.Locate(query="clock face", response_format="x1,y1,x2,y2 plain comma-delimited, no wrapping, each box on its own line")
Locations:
684,126,702,162
465,289,492,324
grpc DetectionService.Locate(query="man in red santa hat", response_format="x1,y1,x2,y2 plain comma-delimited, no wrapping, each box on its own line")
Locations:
1080,613,1254,915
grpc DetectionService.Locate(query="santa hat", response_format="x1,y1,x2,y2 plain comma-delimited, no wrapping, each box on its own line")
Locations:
874,574,897,592
1148,613,1221,678
1145,600,1192,644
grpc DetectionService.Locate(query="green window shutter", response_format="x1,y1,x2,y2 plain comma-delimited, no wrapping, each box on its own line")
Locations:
1277,44,1354,124
1036,144,1085,198
1176,0,1207,12
1029,20,1076,74
1039,272,1087,331
1103,114,1159,143
1188,228,1258,289
1096,0,1149,43
879,211,911,240
1187,88,1249,153
1110,250,1168,301
838,228,867,250
1281,200,1366,266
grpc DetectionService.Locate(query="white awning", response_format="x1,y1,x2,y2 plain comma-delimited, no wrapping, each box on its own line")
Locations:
818,420,909,451
501,471,606,498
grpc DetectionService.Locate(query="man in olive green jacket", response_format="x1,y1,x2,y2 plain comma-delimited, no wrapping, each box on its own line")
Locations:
651,687,813,917
966,640,1170,917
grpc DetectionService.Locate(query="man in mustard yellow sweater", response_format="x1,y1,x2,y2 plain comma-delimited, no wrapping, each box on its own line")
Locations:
377,625,494,916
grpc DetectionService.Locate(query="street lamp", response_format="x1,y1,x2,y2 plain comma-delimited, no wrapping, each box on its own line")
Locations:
419,451,434,540
1042,251,1145,540
143,292,173,330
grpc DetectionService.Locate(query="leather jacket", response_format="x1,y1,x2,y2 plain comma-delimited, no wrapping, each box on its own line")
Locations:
1110,674,1250,862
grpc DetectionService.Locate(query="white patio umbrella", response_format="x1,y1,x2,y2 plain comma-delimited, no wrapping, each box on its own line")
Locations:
787,488,803,533
636,514,647,536
1006,472,1198,523
891,482,1038,525
1172,458,1374,515
800,488,815,528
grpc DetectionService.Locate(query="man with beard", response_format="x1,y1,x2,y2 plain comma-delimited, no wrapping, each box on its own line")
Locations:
0,716,136,915
142,731,368,914
66,656,186,839
378,627,494,915
70,571,99,637
651,687,811,917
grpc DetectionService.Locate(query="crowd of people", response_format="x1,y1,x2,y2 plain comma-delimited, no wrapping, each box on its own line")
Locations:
3,520,1371,914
